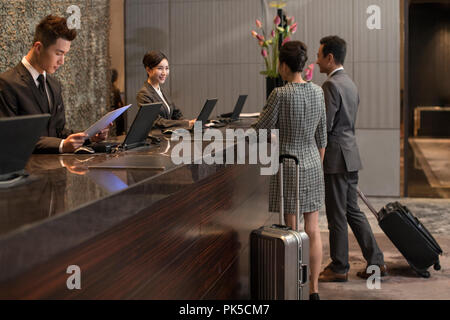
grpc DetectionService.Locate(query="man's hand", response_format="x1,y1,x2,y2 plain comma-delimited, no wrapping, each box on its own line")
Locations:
62,133,88,153
90,124,111,143
61,158,89,175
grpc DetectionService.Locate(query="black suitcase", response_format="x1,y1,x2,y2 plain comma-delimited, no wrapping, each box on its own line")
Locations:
357,189,443,278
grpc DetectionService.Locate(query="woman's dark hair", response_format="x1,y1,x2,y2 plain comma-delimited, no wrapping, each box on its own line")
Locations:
143,50,168,70
111,68,118,83
279,41,308,73
320,36,347,65
33,15,77,48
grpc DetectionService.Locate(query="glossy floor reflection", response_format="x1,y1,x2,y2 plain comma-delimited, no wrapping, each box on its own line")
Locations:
406,138,450,198
316,196,450,300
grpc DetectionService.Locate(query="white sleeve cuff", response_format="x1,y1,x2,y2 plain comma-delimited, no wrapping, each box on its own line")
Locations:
59,139,65,153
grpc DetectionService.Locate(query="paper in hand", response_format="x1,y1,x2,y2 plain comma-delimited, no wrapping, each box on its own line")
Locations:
84,104,131,138
240,112,260,118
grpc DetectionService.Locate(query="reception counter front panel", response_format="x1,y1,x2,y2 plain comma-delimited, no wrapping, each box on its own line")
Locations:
0,125,271,299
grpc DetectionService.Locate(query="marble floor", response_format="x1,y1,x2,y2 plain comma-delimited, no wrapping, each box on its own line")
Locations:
406,138,450,198
314,197,450,300
409,138,450,188
318,197,450,235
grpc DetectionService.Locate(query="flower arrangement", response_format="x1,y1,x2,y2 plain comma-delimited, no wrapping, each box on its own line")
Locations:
251,14,297,78
251,1,315,82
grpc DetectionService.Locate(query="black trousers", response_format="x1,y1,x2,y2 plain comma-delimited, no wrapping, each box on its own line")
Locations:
324,171,384,273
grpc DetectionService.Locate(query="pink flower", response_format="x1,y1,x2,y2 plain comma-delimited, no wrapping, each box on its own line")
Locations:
256,19,262,28
287,16,295,25
258,40,264,47
251,30,258,38
261,49,268,58
256,34,265,42
271,30,275,37
304,69,312,81
305,64,315,81
290,22,298,34
281,37,291,46
274,15,281,26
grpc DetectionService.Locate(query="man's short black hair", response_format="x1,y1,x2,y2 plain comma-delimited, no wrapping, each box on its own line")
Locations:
320,36,347,65
33,15,77,48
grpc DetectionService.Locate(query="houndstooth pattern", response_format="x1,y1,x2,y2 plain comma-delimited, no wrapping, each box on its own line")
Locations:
254,82,327,214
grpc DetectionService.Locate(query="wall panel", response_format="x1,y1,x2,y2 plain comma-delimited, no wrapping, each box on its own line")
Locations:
124,0,401,195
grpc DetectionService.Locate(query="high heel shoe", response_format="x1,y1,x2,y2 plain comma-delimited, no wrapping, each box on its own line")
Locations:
309,293,320,300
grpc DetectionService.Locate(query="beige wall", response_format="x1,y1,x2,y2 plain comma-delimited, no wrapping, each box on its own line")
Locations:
110,0,125,93
124,0,402,196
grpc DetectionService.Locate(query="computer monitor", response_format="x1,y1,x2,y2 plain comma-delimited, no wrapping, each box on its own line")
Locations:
122,102,162,150
230,94,248,121
195,98,218,126
0,114,50,181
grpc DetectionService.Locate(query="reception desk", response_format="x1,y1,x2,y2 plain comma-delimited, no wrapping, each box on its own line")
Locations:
0,123,274,299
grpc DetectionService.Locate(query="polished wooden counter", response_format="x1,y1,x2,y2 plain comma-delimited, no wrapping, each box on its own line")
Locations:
0,123,273,299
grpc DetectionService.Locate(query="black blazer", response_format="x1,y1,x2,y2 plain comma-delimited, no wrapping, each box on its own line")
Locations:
0,62,71,153
136,81,188,128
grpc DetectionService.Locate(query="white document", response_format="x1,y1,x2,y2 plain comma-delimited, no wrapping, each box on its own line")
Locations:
84,104,131,138
240,112,260,118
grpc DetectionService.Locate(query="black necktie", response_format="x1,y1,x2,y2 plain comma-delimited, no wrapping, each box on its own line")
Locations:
37,74,50,113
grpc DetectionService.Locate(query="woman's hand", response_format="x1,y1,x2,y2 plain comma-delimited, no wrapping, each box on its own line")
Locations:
188,119,197,128
90,123,112,143
319,148,325,163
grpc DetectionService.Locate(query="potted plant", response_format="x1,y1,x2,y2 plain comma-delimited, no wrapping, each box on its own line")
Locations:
251,1,298,97
251,1,315,99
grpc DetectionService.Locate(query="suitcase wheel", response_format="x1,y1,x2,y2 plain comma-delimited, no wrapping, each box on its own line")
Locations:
418,271,430,278
434,263,441,271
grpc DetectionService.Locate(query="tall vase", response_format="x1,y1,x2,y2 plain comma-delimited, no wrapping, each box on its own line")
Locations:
266,76,284,99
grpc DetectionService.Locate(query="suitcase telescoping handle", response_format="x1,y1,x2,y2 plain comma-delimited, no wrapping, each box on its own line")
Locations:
279,154,300,230
356,187,380,220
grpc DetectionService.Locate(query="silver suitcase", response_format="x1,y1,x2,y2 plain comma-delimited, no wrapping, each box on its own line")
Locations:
250,155,310,300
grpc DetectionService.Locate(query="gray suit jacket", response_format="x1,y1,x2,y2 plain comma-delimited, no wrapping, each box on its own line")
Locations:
322,69,362,174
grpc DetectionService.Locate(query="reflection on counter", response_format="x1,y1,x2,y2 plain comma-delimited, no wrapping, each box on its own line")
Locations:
87,170,129,193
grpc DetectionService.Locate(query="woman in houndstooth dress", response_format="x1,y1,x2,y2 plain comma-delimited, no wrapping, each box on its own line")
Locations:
253,41,327,299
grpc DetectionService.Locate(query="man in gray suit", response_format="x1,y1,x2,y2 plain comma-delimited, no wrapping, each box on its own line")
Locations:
316,36,386,281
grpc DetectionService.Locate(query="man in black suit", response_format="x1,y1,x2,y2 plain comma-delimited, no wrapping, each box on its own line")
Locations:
0,15,108,153
316,36,386,281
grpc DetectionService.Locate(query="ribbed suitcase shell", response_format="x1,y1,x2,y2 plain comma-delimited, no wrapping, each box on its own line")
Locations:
250,226,309,300
250,155,310,300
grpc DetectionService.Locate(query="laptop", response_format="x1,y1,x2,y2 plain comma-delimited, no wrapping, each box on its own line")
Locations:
122,102,162,149
91,102,162,151
0,114,50,183
219,94,248,122
195,98,218,127
162,98,218,134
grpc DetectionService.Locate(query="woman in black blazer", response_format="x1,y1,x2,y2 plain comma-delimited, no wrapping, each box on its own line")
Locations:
136,50,195,128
